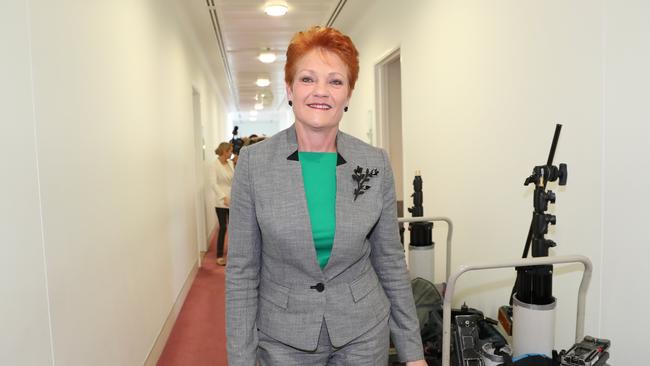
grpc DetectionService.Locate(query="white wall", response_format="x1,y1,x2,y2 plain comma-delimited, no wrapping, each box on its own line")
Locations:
339,0,604,354
601,0,650,363
0,1,54,364
2,0,231,364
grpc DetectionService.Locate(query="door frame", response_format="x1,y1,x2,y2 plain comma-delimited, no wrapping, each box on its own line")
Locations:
192,87,208,267
374,47,401,153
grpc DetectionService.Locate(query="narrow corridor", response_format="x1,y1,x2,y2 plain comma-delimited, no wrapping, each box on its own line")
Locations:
5,1,647,365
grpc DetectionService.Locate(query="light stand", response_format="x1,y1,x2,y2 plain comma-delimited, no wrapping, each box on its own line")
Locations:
406,172,435,283
511,124,568,358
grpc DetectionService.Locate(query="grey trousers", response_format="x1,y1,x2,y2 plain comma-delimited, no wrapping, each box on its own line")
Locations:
256,316,390,366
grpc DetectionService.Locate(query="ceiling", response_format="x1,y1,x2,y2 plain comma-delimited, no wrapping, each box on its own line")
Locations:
202,0,349,119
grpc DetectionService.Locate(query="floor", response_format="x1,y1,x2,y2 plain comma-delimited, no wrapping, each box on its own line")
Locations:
157,232,228,366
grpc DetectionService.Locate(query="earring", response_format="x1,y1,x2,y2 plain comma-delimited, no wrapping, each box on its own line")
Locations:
288,101,293,107
344,106,349,112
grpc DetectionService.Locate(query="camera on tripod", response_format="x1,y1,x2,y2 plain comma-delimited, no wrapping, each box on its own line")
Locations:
229,126,245,155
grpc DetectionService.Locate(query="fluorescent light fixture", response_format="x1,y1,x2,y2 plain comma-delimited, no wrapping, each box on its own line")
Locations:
258,50,276,63
254,103,264,110
255,78,271,87
264,1,288,17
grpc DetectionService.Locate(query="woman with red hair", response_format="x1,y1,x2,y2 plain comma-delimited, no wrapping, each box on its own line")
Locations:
226,26,425,366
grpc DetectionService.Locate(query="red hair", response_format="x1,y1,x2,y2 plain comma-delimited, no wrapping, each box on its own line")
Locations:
285,26,359,92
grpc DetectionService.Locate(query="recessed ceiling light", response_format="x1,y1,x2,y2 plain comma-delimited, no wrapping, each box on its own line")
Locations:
256,78,271,87
264,1,289,17
254,103,264,110
258,50,276,63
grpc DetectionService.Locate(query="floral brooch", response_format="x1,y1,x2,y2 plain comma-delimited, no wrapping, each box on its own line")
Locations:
352,166,379,201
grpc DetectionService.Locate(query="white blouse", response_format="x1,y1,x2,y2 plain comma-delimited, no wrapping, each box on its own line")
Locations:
212,159,234,208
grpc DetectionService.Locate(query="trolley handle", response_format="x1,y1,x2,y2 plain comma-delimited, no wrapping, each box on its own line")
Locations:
398,216,453,281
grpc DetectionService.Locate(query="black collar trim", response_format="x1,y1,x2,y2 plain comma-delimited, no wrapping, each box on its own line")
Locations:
337,153,346,166
286,150,347,166
287,150,299,161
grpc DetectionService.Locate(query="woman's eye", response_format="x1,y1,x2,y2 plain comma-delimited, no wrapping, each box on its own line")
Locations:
301,76,313,83
330,79,343,86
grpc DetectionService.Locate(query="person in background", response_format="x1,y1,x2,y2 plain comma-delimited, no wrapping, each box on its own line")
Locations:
248,135,267,146
226,26,426,365
212,142,234,266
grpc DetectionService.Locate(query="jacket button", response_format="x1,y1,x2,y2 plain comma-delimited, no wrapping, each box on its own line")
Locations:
311,283,325,292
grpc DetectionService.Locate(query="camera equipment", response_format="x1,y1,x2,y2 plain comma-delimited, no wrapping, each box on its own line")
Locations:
229,125,245,155
454,313,512,366
435,125,611,366
406,172,436,283
407,277,510,366
510,124,568,358
559,336,610,366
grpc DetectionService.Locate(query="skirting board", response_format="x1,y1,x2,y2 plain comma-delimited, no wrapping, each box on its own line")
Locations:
142,259,201,366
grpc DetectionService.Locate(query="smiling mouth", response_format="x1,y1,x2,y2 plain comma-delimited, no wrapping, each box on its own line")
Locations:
307,103,332,110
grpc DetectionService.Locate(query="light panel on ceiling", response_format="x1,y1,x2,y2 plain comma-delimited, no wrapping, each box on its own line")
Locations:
264,1,289,17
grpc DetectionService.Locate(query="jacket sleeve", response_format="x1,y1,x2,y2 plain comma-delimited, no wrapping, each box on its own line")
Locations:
225,147,262,365
369,149,424,363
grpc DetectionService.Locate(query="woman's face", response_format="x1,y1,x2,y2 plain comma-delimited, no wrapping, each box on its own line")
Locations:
286,49,351,132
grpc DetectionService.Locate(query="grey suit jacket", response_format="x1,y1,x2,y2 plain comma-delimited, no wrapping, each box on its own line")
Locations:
226,125,423,365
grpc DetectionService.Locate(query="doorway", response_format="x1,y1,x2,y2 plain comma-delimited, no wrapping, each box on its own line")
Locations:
375,49,404,215
192,88,209,266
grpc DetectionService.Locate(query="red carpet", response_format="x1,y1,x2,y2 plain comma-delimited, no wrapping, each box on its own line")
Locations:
157,229,228,366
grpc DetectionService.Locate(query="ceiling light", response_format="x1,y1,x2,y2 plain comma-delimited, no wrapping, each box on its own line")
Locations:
258,50,276,63
249,110,258,116
256,78,271,87
254,103,264,110
264,1,289,17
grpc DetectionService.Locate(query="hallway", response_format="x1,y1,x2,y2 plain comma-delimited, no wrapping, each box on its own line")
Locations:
4,1,650,365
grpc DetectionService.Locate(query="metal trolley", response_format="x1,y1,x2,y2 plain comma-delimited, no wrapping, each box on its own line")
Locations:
441,255,593,366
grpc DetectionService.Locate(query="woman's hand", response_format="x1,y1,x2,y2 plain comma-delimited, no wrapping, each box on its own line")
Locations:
405,360,427,366
223,196,230,207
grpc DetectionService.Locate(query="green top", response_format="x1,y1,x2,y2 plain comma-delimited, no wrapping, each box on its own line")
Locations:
299,152,337,269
